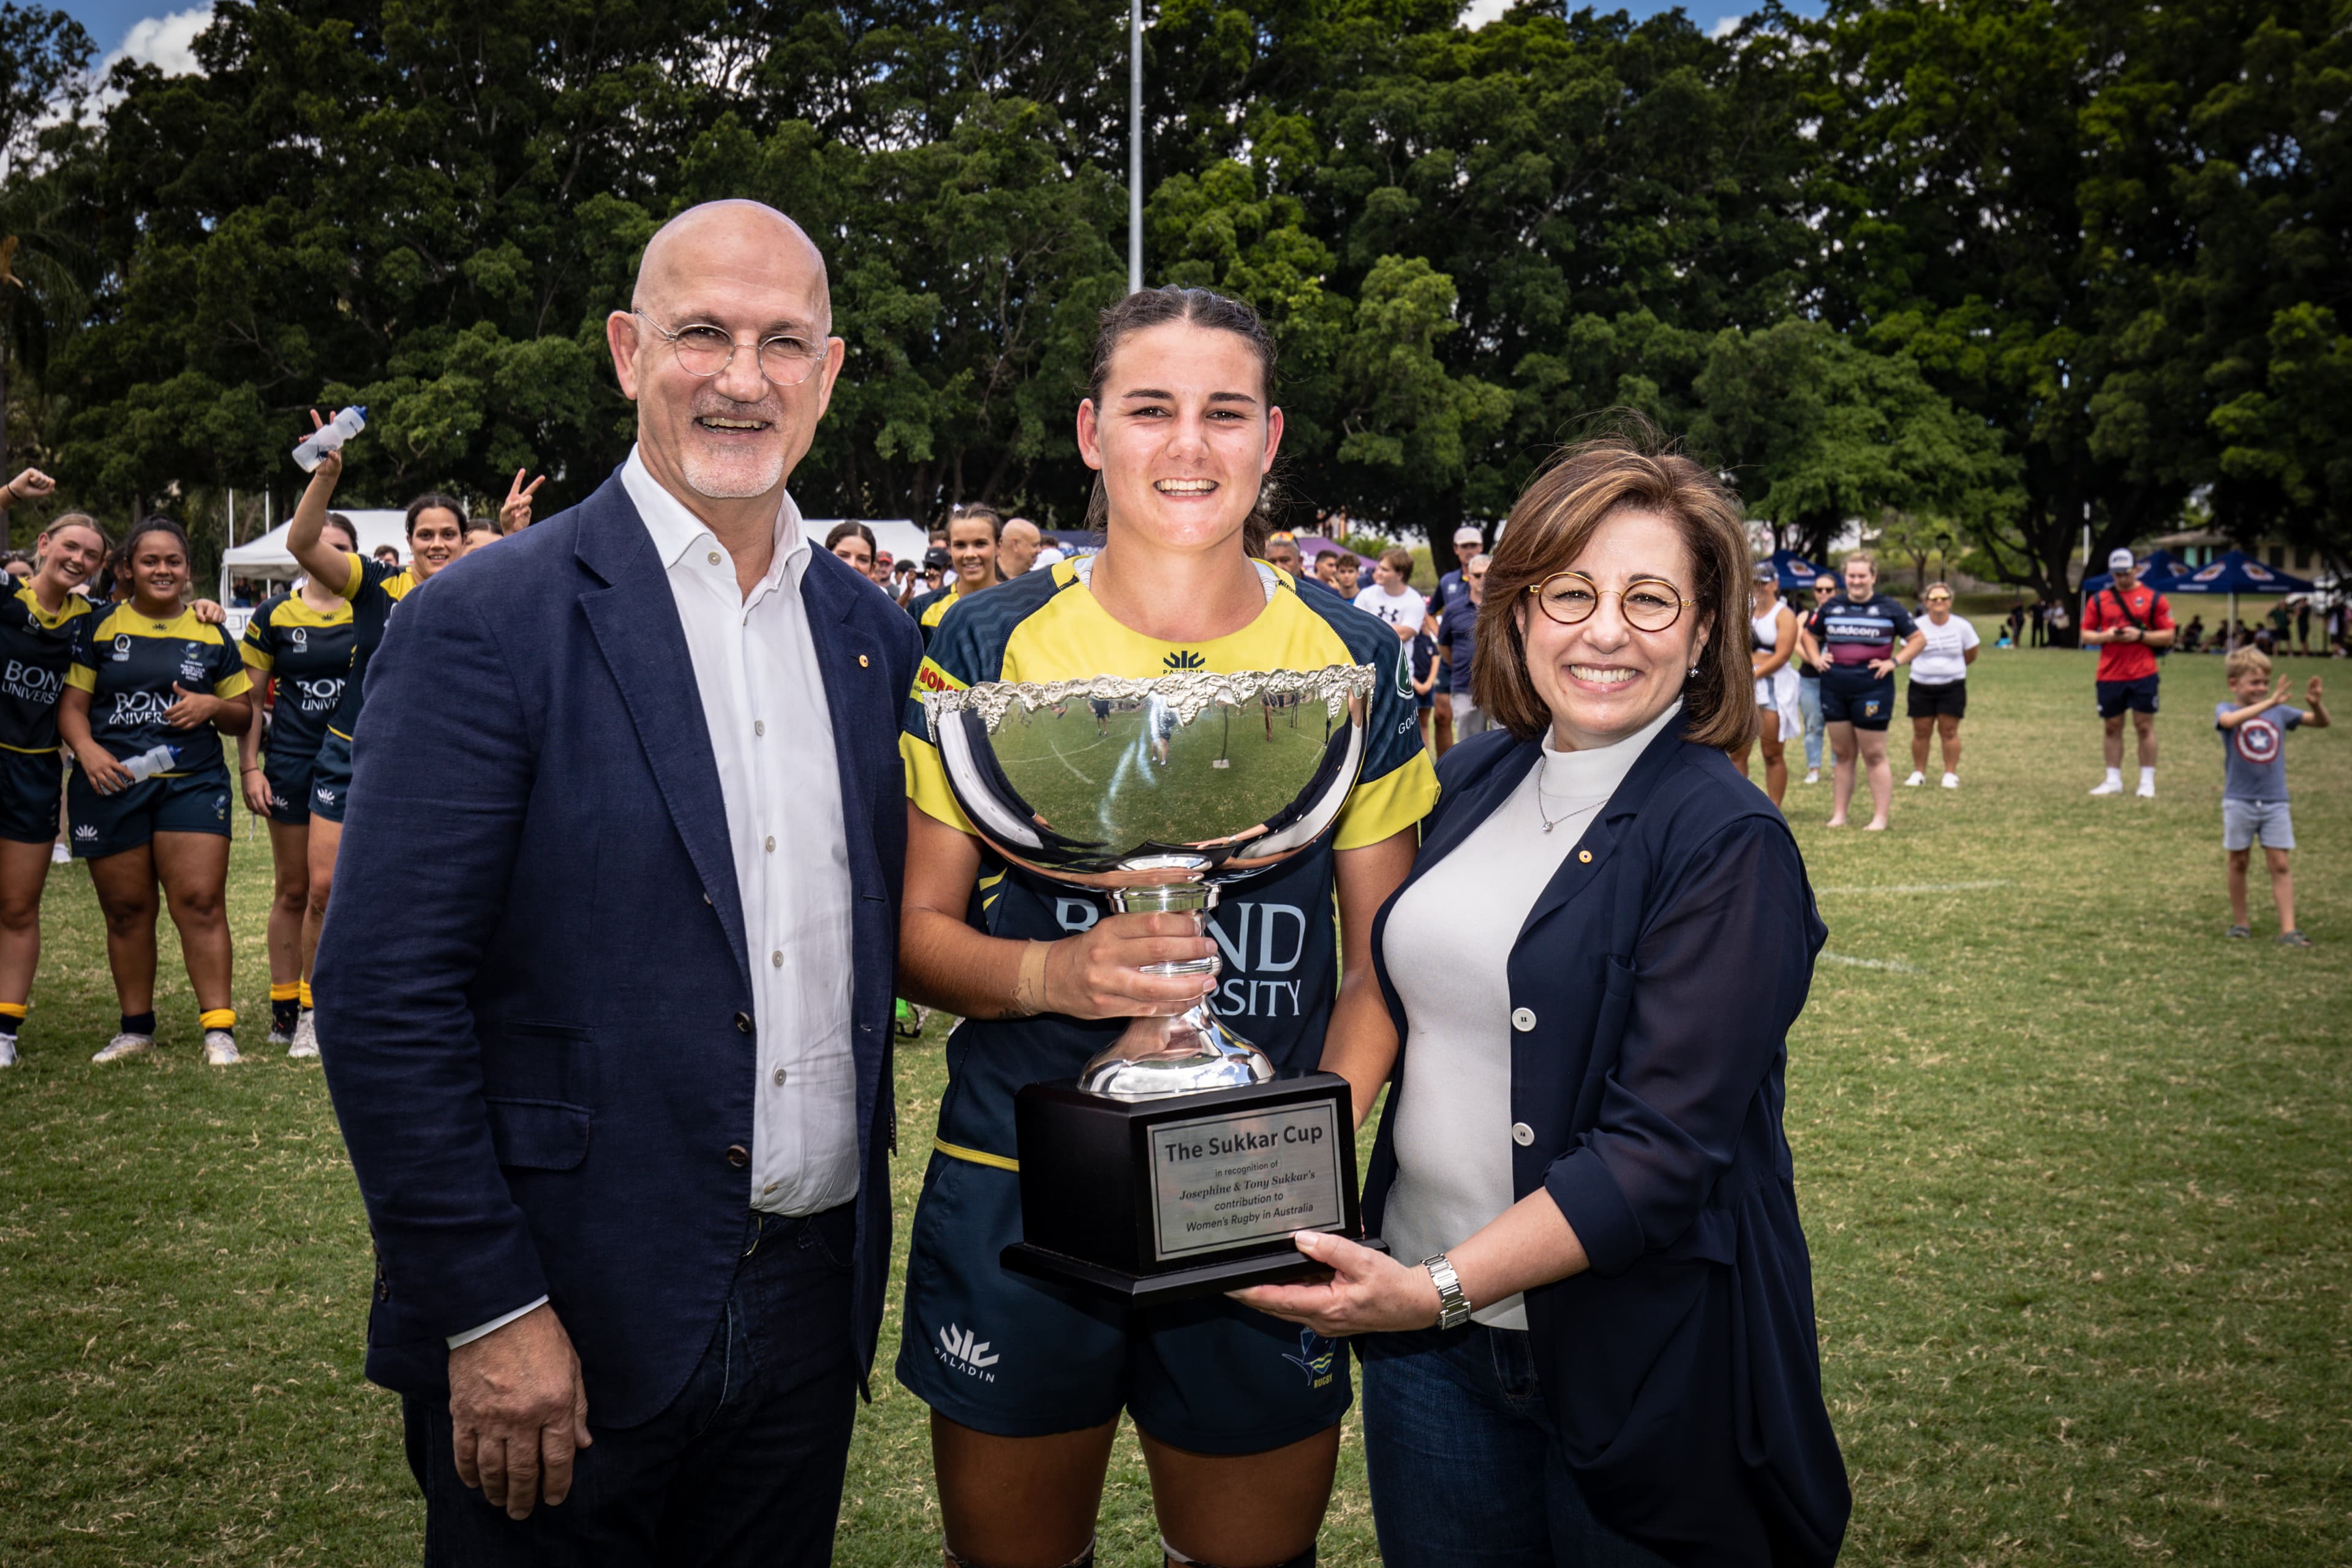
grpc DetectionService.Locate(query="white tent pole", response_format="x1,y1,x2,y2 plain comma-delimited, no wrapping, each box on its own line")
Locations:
1129,0,1144,295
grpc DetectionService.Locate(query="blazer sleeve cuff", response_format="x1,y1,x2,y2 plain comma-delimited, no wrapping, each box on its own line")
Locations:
448,1296,549,1349
1545,1147,1645,1277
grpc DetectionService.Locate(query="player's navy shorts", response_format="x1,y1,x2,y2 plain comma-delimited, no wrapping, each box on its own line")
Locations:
1820,679,1895,731
66,766,232,858
308,731,353,823
895,1149,1351,1453
2096,675,2161,718
1906,679,1967,720
260,748,318,826
0,746,64,845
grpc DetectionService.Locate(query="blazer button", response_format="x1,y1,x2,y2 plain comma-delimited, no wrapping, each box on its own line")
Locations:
858,654,870,668
733,1011,754,1035
1578,849,1593,864
1510,1007,1536,1032
725,1144,749,1168
1512,1122,1535,1147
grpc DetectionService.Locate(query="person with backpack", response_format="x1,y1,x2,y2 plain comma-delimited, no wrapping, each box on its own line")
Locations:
2084,548,2176,797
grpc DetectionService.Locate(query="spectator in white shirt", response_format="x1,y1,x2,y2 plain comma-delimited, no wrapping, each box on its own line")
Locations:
1355,547,1427,642
1904,582,1980,787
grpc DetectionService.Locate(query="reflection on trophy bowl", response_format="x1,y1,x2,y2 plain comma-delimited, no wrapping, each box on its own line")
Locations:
922,663,1377,1101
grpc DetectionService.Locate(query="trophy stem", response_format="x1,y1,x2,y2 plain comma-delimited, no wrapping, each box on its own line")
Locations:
1111,880,1220,978
1079,990,1276,1101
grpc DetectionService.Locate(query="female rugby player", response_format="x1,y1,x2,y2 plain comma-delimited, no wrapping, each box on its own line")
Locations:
897,287,1436,1568
281,419,465,1041
238,513,359,1055
0,497,104,1066
59,517,252,1063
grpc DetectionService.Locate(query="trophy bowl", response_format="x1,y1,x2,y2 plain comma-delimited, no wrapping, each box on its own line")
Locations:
921,663,1387,1303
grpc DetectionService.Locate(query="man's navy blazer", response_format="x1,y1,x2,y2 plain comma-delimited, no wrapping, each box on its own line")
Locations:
1363,717,1850,1566
316,472,921,1427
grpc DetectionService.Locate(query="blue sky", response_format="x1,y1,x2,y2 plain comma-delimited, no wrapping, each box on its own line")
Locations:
58,2,1825,76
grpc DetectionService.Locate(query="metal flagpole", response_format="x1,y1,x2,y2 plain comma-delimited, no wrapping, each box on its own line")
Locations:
1129,0,1144,294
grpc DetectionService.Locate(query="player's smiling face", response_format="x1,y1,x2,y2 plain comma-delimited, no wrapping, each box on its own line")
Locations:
37,522,104,589
1077,320,1284,556
408,508,466,577
948,518,998,589
1515,509,1708,753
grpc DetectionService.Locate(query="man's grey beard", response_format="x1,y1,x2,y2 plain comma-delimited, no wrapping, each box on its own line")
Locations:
681,446,787,500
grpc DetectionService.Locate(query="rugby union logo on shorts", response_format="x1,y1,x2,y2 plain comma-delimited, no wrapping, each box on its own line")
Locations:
1281,1328,1337,1389
934,1322,1000,1382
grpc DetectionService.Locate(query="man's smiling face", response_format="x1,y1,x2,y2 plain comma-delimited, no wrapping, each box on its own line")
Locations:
609,202,843,514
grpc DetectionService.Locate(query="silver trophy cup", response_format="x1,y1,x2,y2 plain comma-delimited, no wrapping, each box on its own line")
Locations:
921,663,1376,1098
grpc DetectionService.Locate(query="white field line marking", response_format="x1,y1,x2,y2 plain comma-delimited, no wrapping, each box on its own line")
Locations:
1813,880,2015,897
1819,952,1923,974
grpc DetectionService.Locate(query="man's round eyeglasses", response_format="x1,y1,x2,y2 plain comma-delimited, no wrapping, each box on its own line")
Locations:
1526,571,1694,632
633,310,826,387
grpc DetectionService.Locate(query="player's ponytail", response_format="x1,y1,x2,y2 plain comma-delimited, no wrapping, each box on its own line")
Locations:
1083,286,1281,559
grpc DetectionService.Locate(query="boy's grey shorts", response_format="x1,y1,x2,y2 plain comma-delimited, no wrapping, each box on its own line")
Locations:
2223,797,2294,851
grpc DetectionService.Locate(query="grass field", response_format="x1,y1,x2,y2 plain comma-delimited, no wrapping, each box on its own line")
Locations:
3,630,2348,1564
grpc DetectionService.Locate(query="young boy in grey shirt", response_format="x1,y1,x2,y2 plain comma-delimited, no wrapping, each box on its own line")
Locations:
2215,646,2331,944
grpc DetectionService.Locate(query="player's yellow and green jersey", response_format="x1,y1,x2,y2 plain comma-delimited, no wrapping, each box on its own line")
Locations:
240,592,355,764
900,556,1438,1160
0,580,93,753
324,554,420,742
66,604,249,772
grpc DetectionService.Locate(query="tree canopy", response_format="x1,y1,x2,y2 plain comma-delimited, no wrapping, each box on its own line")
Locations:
0,0,2342,600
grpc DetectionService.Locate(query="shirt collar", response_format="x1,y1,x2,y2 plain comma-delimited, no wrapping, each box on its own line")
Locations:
622,446,811,592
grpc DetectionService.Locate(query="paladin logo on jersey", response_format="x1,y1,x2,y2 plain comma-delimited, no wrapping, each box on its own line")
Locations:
1163,649,1205,671
933,1322,999,1381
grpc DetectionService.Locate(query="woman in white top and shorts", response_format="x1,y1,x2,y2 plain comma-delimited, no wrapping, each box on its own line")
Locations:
1905,582,1979,787
1738,561,1801,806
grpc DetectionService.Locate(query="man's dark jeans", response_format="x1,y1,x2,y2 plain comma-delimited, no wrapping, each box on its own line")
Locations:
405,1205,858,1567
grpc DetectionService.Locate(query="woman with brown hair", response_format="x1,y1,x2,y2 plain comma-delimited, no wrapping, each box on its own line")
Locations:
895,284,1435,1568
1242,423,1849,1566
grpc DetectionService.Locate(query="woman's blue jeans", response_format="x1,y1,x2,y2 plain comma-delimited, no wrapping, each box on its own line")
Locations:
1359,1324,1675,1568
1798,674,1825,772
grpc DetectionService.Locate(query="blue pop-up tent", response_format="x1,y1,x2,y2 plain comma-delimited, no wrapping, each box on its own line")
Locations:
2086,549,2315,651
2079,548,2185,598
1770,549,1828,591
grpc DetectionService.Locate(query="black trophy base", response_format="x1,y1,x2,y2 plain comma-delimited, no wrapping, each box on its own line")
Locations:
1004,1235,1389,1308
1008,1071,1376,1305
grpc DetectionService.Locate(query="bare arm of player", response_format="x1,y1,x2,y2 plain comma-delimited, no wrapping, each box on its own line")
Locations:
58,686,131,795
1315,827,1417,1127
286,415,361,596
238,692,271,815
1797,623,1826,673
897,801,1222,1021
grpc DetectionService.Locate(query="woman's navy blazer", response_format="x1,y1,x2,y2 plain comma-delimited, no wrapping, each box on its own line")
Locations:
1363,715,1850,1567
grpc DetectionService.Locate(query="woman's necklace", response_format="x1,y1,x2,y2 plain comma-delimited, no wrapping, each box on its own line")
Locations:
1534,756,1599,834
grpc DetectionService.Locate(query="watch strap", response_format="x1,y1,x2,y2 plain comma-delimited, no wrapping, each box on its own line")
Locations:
1422,1253,1472,1330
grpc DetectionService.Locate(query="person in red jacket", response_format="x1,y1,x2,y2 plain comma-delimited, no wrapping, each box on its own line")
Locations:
2084,547,2176,797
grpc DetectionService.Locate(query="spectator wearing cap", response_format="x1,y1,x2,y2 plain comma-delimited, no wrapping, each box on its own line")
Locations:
2084,546,2175,798
1436,525,1485,611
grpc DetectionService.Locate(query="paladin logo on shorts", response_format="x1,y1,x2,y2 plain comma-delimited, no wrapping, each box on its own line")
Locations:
73,824,96,840
933,1322,999,1381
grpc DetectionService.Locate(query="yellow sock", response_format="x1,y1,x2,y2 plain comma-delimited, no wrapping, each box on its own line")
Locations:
0,1001,27,1021
298,981,314,1010
199,1008,237,1031
270,982,299,1002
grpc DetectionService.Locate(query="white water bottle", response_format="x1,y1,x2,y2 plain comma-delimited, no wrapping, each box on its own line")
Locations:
292,405,368,472
119,744,180,782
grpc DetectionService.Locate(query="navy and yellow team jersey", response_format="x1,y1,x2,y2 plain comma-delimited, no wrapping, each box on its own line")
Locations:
908,581,983,649
325,554,421,742
240,592,356,763
901,557,1439,1158
66,605,250,772
0,581,94,753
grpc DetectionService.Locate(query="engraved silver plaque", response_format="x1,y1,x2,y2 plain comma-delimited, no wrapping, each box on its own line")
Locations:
1147,1099,1345,1262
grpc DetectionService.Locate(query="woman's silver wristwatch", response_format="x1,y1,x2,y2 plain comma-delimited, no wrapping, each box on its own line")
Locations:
1422,1254,1472,1329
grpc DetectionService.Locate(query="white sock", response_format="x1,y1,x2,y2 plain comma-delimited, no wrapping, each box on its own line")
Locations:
2105,767,2123,786
2140,766,2155,787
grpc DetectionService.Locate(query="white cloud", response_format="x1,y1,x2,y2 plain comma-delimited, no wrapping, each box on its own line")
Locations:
1711,15,1744,39
1461,0,1514,27
105,6,215,78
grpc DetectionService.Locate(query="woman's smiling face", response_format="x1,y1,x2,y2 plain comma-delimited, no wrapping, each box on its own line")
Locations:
1076,319,1283,556
1515,509,1709,752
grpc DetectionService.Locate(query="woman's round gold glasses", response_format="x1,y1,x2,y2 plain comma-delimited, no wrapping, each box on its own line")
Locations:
633,309,826,387
1526,571,1694,632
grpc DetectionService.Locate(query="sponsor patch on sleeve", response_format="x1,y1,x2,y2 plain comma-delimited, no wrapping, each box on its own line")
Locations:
913,656,968,698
